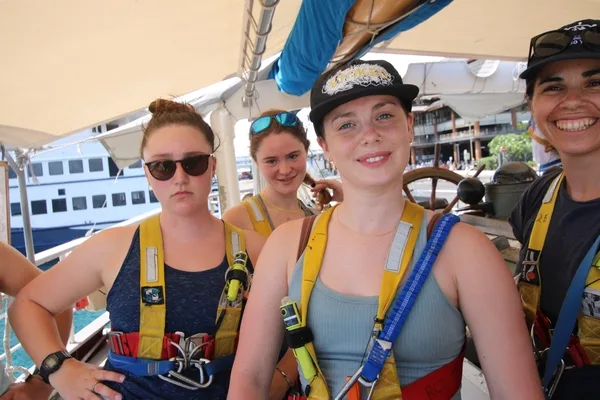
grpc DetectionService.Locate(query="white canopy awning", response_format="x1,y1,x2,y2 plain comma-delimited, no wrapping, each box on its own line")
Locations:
1,0,597,149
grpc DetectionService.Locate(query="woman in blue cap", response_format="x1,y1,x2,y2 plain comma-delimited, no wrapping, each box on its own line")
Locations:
511,19,600,399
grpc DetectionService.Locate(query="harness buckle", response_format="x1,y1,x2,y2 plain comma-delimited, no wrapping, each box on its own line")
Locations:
107,331,125,355
156,334,216,390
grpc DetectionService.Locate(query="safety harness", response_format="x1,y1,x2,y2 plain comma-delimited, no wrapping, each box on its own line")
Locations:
287,202,463,400
517,172,600,397
106,214,251,390
243,194,315,237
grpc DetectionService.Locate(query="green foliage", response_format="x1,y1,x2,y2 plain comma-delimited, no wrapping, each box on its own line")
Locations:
477,156,498,170
488,133,533,162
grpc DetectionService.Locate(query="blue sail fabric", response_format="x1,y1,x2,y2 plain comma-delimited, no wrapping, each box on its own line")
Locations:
269,0,454,96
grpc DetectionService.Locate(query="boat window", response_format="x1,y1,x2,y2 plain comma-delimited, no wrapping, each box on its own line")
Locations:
149,190,159,203
8,166,17,180
31,200,47,215
48,161,64,176
58,189,65,196
69,160,84,174
131,191,146,205
72,196,87,211
27,163,43,178
129,160,142,169
51,198,67,213
92,194,107,209
10,203,21,216
112,193,127,207
107,157,120,177
88,158,104,172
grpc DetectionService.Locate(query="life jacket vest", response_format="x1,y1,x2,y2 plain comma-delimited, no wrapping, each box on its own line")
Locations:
107,214,251,387
517,172,600,366
292,202,464,400
243,194,315,237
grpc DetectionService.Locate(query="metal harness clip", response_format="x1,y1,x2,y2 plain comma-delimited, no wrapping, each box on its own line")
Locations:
157,333,215,390
333,365,379,400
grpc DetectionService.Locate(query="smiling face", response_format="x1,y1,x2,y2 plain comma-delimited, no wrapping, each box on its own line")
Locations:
318,94,413,188
530,59,600,158
142,124,216,216
254,131,308,196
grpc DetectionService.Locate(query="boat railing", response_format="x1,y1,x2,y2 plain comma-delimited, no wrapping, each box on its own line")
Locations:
1,191,233,381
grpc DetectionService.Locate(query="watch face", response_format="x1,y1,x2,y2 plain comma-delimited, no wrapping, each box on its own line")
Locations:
46,356,58,368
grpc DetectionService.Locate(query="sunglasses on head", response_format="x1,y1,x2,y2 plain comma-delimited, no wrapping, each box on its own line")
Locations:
250,112,299,136
144,154,213,181
529,27,600,60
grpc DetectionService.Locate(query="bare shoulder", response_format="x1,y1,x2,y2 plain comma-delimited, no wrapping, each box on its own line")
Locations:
85,224,138,253
62,224,138,277
438,221,514,304
443,222,504,267
222,203,253,231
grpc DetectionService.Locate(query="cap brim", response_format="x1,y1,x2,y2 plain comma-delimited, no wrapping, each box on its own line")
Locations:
520,52,600,80
309,84,419,127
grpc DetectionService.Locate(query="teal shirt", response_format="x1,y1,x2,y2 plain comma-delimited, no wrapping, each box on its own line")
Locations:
289,215,465,399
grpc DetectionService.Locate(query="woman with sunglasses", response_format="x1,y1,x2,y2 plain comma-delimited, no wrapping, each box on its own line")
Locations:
223,109,342,238
510,19,600,399
228,59,542,400
10,99,266,400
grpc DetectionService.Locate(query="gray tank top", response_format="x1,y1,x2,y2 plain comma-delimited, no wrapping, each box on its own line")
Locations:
289,215,465,399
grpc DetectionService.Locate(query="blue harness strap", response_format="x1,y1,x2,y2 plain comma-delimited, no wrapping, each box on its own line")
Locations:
108,352,176,376
542,235,600,398
360,213,460,382
107,351,236,378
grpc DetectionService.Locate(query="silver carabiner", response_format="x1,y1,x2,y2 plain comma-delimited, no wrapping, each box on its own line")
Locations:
333,365,379,400
158,358,201,391
546,358,565,399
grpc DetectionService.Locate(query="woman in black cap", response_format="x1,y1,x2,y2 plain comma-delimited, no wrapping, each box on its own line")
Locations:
229,59,542,400
510,19,600,399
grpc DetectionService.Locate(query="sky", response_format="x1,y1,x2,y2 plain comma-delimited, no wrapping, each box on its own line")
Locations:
232,53,445,158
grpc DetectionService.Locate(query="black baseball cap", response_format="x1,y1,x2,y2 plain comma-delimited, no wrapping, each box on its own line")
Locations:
309,59,419,136
520,19,600,80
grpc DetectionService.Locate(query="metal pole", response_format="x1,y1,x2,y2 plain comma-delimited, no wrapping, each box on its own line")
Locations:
5,152,35,263
211,107,241,212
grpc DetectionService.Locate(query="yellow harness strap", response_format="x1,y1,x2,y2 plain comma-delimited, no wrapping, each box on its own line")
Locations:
519,172,564,325
518,172,600,364
138,215,247,360
139,214,167,360
215,221,247,357
301,201,424,399
243,196,273,237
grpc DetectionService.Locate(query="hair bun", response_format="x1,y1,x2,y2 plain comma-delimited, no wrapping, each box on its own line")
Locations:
148,99,195,114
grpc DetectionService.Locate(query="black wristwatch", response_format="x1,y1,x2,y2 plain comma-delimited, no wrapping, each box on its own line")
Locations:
39,350,72,384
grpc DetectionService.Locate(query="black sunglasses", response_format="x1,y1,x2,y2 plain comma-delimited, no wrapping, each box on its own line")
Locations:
144,154,213,181
529,27,600,60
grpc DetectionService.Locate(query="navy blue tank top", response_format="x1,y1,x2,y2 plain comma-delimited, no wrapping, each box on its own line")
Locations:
104,228,247,400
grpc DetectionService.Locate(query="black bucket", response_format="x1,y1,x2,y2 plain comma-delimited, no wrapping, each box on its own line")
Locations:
484,182,531,219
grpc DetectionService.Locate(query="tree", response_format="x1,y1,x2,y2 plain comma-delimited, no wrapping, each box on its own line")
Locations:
488,132,532,162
